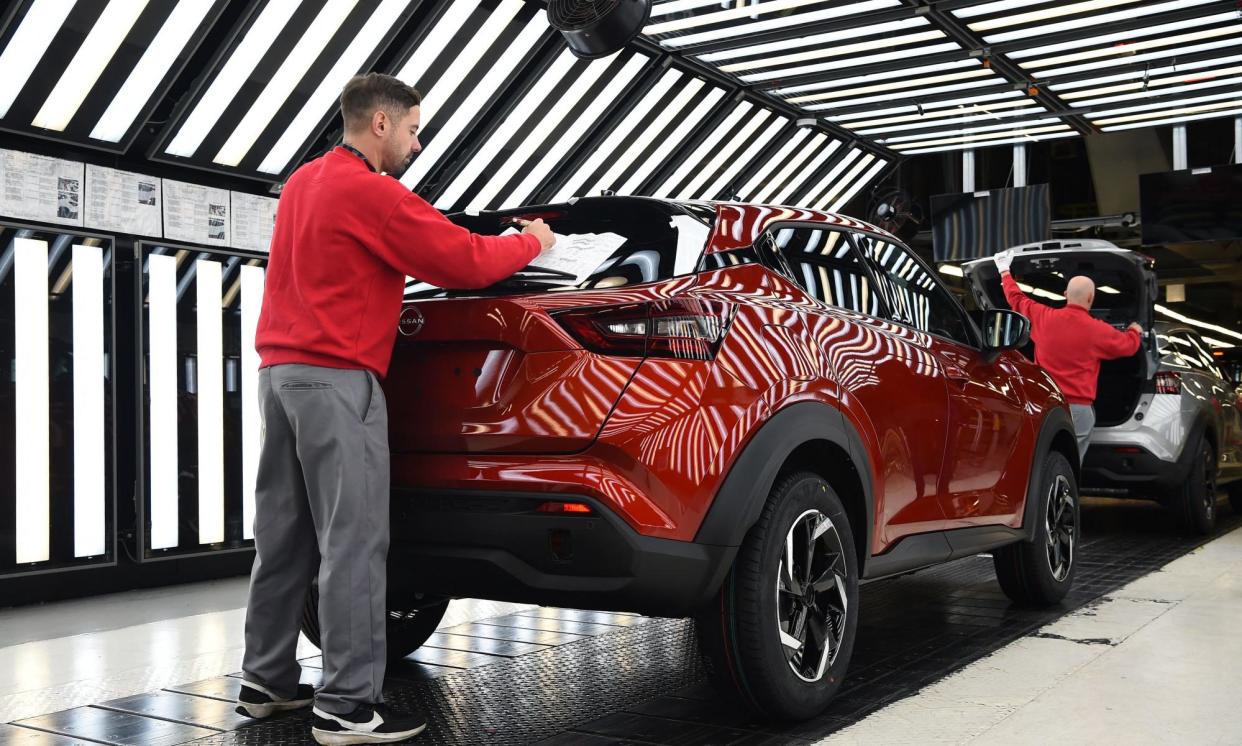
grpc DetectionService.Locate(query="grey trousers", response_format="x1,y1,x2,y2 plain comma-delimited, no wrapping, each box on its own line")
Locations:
1070,404,1096,462
242,363,389,715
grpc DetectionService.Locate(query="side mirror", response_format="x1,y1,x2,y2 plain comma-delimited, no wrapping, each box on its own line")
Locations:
984,309,1030,350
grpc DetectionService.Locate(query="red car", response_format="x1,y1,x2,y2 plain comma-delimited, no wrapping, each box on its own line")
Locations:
302,197,1081,720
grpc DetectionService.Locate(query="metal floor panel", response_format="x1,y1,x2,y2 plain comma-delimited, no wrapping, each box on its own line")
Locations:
3,498,1237,746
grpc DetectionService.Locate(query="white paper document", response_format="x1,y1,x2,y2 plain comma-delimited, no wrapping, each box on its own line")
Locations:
163,179,230,246
502,228,627,283
230,191,278,253
85,164,162,237
0,148,85,227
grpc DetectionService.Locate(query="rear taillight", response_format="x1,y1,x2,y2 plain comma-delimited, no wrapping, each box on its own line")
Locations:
1156,371,1182,395
553,299,733,361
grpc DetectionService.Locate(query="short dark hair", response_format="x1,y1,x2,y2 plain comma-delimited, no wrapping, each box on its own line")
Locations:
340,73,421,132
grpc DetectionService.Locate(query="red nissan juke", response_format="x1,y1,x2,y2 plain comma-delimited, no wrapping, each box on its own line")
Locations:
301,196,1081,720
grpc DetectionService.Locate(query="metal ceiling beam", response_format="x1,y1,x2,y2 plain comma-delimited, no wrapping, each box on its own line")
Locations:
653,6,917,57
902,0,1098,137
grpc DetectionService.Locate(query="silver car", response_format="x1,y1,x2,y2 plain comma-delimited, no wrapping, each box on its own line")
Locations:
964,239,1242,534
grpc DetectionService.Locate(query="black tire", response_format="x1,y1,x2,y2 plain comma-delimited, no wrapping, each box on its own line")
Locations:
694,472,859,721
994,451,1078,607
1171,435,1217,536
301,579,450,663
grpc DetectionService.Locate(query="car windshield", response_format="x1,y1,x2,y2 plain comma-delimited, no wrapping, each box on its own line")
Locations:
404,198,714,299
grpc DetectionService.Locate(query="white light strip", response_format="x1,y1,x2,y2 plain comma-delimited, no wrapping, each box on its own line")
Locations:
829,159,887,212
91,2,214,142
699,114,786,200
72,245,106,558
499,53,648,209
756,132,828,204
817,153,875,211
855,101,1042,135
830,89,1025,122
554,68,682,202
399,0,536,188
881,117,1063,145
0,0,76,118
215,0,357,167
719,29,944,73
437,48,581,209
148,254,179,550
1068,73,1242,109
393,0,477,92
1156,303,1242,342
1035,37,1242,80
657,101,754,198
651,0,732,18
1022,25,1242,72
658,0,900,48
1090,96,1242,125
259,0,411,174
14,239,50,564
166,0,302,158
1049,54,1242,93
897,131,1077,154
788,68,994,105
981,0,1217,44
736,127,811,200
592,77,705,194
776,139,841,205
701,17,929,63
778,58,979,97
1009,11,1238,62
1098,107,1242,131
802,148,862,208
646,0,825,35
621,87,726,194
675,109,770,199
196,260,224,545
740,41,960,83
891,124,1070,150
965,0,1140,28
240,264,264,541
32,0,150,131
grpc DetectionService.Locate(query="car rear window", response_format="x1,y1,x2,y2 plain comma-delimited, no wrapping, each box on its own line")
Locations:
404,198,714,298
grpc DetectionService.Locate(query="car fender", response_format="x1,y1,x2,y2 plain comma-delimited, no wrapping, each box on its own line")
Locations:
1021,406,1078,542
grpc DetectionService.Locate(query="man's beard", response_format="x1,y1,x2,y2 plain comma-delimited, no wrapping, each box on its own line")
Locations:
387,146,416,178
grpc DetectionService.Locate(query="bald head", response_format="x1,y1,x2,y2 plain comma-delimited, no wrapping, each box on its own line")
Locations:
1066,275,1095,309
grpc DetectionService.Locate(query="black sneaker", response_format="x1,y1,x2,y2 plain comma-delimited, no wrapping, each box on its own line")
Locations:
311,703,427,744
234,680,315,718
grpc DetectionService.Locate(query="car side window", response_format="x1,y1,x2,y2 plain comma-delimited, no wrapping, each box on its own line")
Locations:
771,226,882,317
854,235,978,347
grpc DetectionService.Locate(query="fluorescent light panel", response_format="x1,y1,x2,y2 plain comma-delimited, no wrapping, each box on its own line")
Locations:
1066,72,1242,109
92,2,214,142
166,0,303,157
259,0,410,173
778,58,980,97
657,0,901,48
980,0,1217,44
650,0,733,18
775,138,841,205
1050,54,1242,93
33,0,150,131
736,127,811,200
1088,92,1242,122
699,114,787,200
500,53,648,209
830,89,1026,122
854,101,1042,135
657,101,754,198
701,17,930,63
215,0,357,167
881,117,1063,145
196,260,224,545
646,0,828,35
554,68,682,202
591,76,706,194
802,148,862,208
1008,11,1238,61
148,254,179,550
817,153,876,211
964,0,1142,29
1095,104,1242,128
392,0,477,94
1034,36,1242,80
15,239,50,564
756,132,829,204
829,159,887,212
0,0,76,118
399,0,535,188
622,87,726,194
679,109,771,200
241,265,263,541
1020,25,1242,73
740,41,961,83
897,131,1077,154
806,78,1007,111
890,123,1069,150
72,245,106,558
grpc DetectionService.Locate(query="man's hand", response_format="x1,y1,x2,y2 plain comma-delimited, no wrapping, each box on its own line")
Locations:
994,249,1014,274
521,219,555,251
1127,322,1143,335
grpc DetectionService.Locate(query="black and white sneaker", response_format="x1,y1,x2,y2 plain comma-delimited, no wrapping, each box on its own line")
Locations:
234,680,315,718
311,703,427,744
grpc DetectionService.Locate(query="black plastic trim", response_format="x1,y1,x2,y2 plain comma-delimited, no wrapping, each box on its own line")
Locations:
1022,407,1079,542
863,525,1026,581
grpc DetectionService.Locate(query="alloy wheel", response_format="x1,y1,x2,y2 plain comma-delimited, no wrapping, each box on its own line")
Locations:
1045,474,1075,582
776,509,850,683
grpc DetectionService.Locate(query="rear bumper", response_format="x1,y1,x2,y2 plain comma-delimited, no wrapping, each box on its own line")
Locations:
1081,443,1187,494
389,489,734,617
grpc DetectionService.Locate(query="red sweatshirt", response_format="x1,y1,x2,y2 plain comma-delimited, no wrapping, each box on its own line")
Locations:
1002,272,1141,405
256,147,541,378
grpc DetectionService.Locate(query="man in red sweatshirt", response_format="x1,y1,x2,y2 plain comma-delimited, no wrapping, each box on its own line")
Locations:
237,73,554,745
994,249,1142,463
